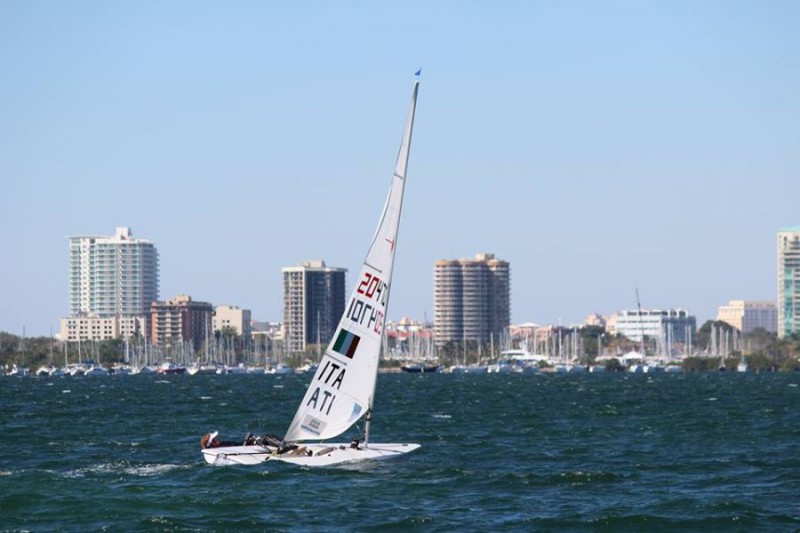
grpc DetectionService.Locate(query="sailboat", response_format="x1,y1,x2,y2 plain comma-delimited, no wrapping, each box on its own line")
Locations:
201,76,422,467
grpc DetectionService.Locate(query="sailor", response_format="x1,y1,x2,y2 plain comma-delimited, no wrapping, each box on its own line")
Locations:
350,437,360,450
200,431,221,448
201,431,245,448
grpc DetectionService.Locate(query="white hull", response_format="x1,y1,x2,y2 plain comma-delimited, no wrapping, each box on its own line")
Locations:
202,445,276,466
202,442,420,467
267,364,294,375
272,443,420,467
188,365,218,376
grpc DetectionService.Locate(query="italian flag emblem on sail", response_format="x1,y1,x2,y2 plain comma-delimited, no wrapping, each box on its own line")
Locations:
333,329,361,359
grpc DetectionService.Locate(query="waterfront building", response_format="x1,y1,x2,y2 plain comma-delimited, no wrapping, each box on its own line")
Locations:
150,294,213,350
282,260,346,353
605,313,618,334
611,308,696,344
434,253,510,345
716,300,777,334
68,227,159,318
251,321,283,355
385,318,435,358
385,317,431,335
777,228,800,338
213,305,252,339
584,313,607,329
251,321,283,339
63,227,158,341
508,322,540,341
60,315,148,343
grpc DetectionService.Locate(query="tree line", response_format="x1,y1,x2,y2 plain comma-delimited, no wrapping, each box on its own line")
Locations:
2,320,800,371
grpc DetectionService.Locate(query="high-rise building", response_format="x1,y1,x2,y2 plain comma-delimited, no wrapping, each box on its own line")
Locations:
68,227,159,318
716,300,777,334
150,294,213,350
62,227,158,341
434,253,510,345
778,227,800,338
282,260,346,353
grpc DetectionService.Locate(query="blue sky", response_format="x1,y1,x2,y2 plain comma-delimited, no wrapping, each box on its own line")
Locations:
1,1,798,337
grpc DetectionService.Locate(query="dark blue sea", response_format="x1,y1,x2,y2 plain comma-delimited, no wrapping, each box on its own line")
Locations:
1,372,799,531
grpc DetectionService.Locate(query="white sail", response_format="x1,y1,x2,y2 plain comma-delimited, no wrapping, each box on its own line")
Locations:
284,80,419,443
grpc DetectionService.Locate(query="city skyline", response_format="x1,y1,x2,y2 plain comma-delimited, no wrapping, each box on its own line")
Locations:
2,2,799,337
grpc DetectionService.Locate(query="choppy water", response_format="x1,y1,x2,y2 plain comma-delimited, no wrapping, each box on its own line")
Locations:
1,372,799,531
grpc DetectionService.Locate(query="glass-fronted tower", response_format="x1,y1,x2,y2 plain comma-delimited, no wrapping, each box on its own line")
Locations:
282,260,346,353
778,227,800,338
68,227,159,318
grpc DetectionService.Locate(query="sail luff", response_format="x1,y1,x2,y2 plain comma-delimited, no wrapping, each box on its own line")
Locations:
283,79,419,443
365,80,419,259
364,79,418,413
393,80,419,180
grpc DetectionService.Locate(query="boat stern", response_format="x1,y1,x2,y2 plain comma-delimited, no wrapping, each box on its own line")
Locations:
201,445,275,466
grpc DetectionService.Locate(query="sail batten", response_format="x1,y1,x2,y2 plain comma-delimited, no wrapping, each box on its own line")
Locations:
283,80,419,443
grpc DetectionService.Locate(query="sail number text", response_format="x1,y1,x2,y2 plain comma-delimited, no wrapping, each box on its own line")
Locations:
306,359,346,416
357,272,387,305
347,272,388,334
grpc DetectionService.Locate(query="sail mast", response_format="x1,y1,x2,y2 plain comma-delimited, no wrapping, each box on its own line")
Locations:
363,77,419,448
636,288,646,355
366,75,419,420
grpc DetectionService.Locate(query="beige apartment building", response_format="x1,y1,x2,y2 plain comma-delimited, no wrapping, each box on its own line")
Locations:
214,305,252,339
434,253,510,346
716,300,777,334
60,315,148,342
